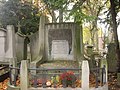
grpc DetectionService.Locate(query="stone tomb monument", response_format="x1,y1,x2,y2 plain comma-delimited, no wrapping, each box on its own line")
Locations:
29,17,83,71
44,23,83,61
0,26,24,64
29,16,83,69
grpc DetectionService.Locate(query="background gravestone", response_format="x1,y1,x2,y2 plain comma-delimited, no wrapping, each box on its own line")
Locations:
107,43,117,72
30,32,39,61
0,28,6,61
0,26,24,65
15,34,24,62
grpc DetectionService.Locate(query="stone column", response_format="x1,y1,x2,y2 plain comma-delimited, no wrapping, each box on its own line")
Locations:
20,60,29,90
10,57,17,83
5,25,17,82
39,15,45,57
82,60,89,90
5,25,16,59
74,24,84,61
79,25,84,59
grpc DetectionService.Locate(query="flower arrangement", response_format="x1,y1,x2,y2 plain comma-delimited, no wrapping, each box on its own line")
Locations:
60,71,76,87
30,71,77,88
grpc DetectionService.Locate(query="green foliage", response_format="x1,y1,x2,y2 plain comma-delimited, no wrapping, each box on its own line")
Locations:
43,0,68,10
0,0,40,35
0,0,19,26
114,0,120,12
18,2,40,35
83,27,91,44
43,0,95,23
69,8,95,23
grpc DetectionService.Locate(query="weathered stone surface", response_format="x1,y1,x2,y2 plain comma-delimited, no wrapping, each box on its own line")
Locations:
39,60,79,69
30,15,45,62
30,32,39,61
28,84,108,90
45,23,83,61
20,60,29,90
51,40,69,54
7,84,20,90
51,40,73,60
107,43,117,72
48,29,72,52
82,60,89,90
15,34,24,62
0,26,24,64
5,25,16,59
0,28,6,61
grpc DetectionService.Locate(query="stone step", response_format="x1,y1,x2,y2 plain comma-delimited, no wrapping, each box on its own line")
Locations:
39,60,79,69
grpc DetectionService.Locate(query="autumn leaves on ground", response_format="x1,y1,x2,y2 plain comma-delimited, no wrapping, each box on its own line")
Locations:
0,73,119,90
0,78,9,90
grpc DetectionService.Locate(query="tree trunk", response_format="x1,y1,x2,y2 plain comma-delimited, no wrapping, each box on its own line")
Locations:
59,9,63,22
110,0,120,72
24,37,28,60
93,21,99,51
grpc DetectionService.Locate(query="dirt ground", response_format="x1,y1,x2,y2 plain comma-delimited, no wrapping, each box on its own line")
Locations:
108,73,120,90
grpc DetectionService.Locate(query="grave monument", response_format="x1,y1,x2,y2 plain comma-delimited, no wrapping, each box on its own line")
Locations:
30,16,84,69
